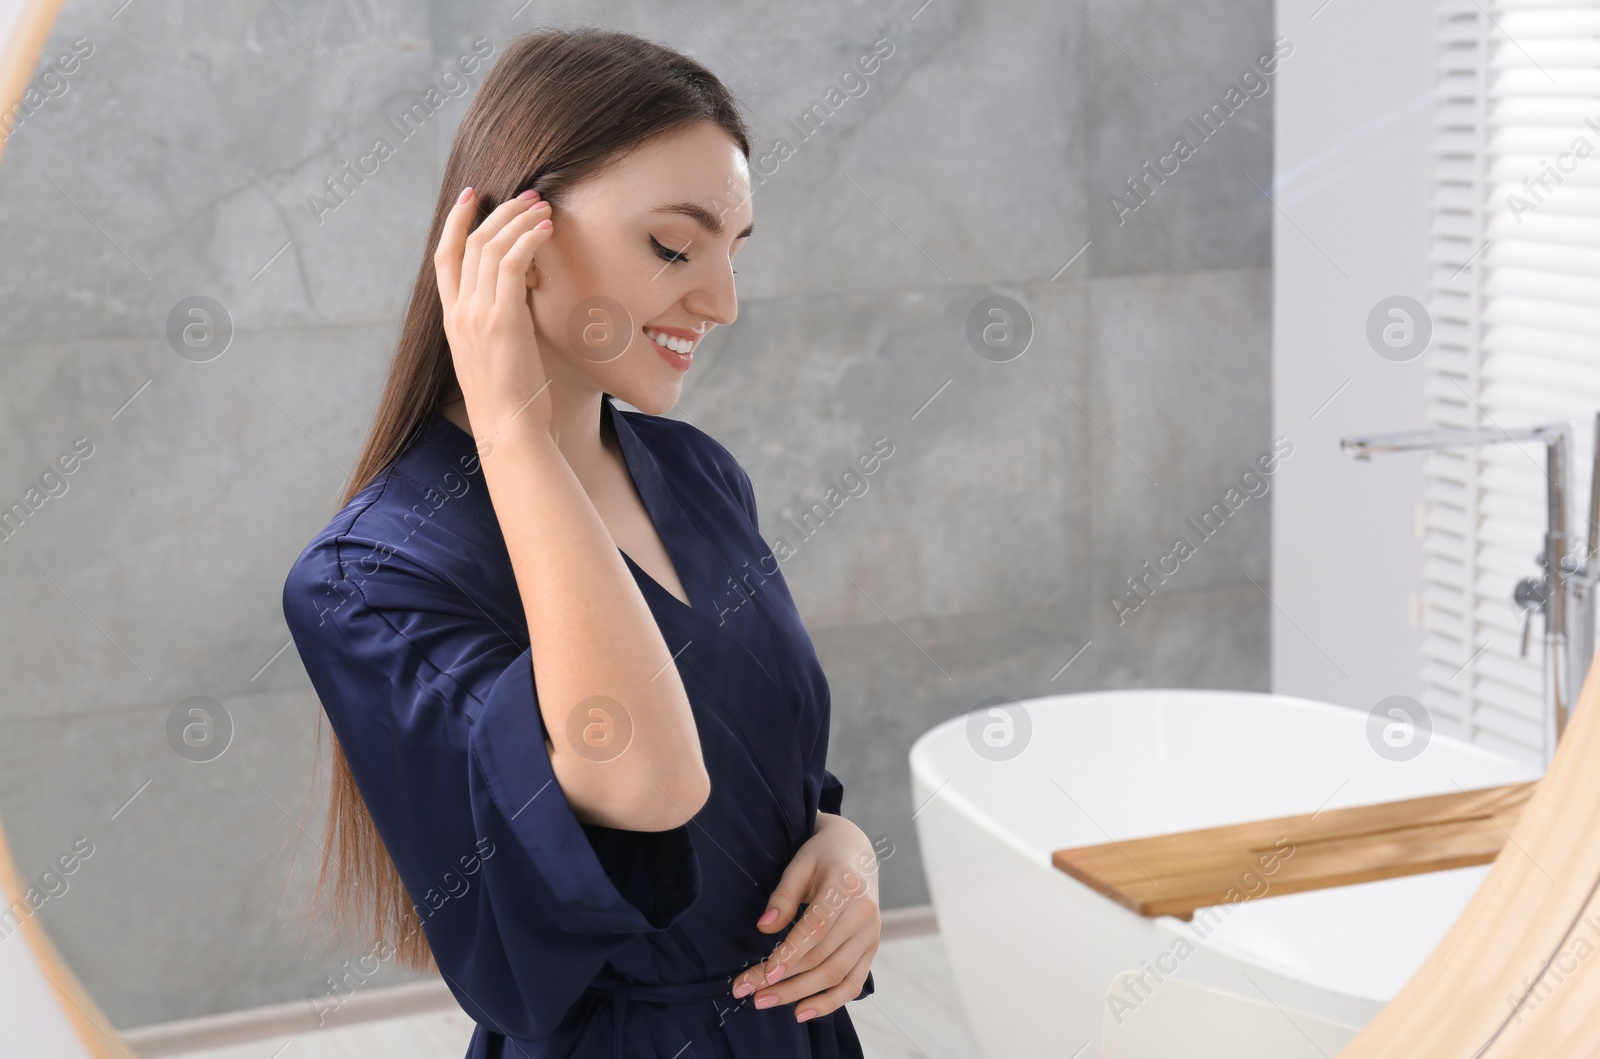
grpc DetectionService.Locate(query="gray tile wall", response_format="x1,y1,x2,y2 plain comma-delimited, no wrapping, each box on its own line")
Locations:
0,0,1272,1028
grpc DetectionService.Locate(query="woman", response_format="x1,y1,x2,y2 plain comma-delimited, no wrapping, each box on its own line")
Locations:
280,26,880,1059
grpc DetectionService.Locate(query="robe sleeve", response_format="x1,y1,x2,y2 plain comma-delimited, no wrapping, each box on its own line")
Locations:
820,768,846,815
282,527,702,1042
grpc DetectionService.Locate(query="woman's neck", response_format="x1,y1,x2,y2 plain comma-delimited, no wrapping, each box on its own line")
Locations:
436,381,613,479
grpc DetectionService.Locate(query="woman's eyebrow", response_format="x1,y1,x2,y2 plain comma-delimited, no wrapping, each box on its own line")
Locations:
649,201,754,240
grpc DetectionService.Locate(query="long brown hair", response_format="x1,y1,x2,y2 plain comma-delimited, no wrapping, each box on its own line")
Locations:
292,25,753,974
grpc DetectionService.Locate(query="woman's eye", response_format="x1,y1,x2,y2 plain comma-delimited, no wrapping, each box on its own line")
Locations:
651,235,689,265
651,235,738,274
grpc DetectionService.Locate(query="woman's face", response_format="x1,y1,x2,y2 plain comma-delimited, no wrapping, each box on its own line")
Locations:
527,121,754,416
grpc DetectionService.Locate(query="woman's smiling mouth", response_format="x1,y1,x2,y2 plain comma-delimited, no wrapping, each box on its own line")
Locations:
644,325,698,370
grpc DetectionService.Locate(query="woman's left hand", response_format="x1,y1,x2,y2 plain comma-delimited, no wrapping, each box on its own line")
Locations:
731,812,881,1022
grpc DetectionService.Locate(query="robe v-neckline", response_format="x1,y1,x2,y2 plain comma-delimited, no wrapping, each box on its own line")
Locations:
602,393,707,618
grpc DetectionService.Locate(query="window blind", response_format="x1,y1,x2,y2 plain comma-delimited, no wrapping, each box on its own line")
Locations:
1422,0,1600,762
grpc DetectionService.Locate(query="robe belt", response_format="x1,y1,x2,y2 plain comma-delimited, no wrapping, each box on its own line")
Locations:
583,976,744,1059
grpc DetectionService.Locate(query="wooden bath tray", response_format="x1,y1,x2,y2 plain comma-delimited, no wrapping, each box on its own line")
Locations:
1051,781,1537,921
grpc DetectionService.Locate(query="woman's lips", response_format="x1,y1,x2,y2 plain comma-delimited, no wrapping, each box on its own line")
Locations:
645,329,694,371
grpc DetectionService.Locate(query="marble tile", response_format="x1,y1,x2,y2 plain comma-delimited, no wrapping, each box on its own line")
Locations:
1087,581,1271,693
651,0,1088,301
1083,0,1277,275
1085,267,1274,608
0,323,397,725
677,276,1092,627
0,680,444,1028
0,1,440,345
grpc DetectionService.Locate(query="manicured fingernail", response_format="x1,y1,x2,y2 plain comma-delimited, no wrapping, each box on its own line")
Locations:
732,981,753,998
796,1007,817,1022
754,993,778,1009
764,962,786,982
535,218,551,229
758,908,778,925
458,187,473,204
516,188,539,201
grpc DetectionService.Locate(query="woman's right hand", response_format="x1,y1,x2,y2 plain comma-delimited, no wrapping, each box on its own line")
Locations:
433,187,557,436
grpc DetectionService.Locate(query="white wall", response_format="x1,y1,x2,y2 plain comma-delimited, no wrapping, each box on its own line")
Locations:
1271,1,1436,712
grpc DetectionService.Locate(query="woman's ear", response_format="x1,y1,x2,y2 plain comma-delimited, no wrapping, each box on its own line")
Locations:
525,187,549,290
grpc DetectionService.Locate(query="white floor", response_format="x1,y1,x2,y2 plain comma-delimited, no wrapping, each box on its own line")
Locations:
843,932,984,1059
131,927,983,1059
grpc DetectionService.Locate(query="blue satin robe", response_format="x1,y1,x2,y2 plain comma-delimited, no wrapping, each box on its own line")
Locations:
281,394,873,1058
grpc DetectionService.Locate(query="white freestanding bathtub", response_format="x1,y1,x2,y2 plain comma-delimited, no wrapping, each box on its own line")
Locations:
909,689,1544,1059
